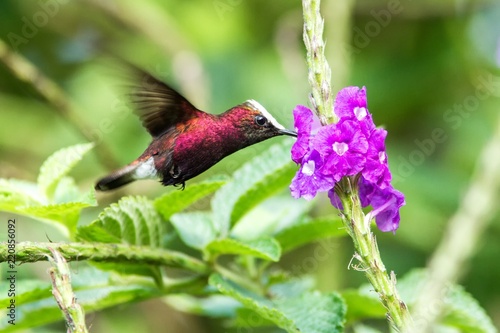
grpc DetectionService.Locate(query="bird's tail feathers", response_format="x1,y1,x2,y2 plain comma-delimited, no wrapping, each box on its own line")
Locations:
95,164,138,191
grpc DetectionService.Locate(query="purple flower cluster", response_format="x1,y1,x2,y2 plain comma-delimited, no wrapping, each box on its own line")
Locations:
290,87,405,232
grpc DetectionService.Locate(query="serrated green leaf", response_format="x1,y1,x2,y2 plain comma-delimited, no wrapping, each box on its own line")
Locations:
0,179,42,212
0,267,161,332
209,273,298,332
79,196,163,247
0,145,96,238
211,139,296,235
18,201,95,237
274,216,346,253
205,237,281,262
76,223,122,244
209,274,346,333
154,176,228,220
37,143,94,201
0,176,96,236
170,211,216,250
274,291,346,333
77,196,165,281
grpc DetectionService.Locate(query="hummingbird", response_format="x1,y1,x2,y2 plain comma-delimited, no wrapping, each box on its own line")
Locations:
95,67,297,191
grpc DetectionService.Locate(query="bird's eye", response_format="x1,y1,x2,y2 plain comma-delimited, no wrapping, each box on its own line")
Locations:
254,115,268,126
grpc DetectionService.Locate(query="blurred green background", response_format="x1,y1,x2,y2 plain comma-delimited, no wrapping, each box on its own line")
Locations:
1,0,499,331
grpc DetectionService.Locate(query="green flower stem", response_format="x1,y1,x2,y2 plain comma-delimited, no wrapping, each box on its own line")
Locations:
301,1,413,329
48,248,89,333
302,0,337,125
338,180,413,332
0,241,209,275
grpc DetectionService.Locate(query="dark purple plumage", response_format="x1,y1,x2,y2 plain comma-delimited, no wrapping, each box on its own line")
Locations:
95,68,296,191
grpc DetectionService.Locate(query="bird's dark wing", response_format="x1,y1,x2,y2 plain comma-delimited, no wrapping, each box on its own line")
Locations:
129,68,200,138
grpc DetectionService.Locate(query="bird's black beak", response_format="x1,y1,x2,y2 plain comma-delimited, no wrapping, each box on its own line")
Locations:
279,128,297,137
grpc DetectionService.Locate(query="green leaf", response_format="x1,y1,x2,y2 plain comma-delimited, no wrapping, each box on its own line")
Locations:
154,176,228,220
274,291,346,333
274,216,346,253
398,269,496,333
0,267,161,332
233,308,276,328
210,273,297,332
170,211,216,250
341,288,386,323
37,143,94,201
231,195,313,241
211,138,296,234
53,176,91,204
0,177,96,237
0,179,41,211
0,178,95,237
79,196,163,247
205,237,281,262
77,196,165,281
20,201,95,236
0,145,96,237
268,275,316,298
443,286,497,333
209,274,346,333
76,221,122,244
0,279,49,309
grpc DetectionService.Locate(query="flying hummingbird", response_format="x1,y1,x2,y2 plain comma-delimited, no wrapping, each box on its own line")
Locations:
95,68,297,191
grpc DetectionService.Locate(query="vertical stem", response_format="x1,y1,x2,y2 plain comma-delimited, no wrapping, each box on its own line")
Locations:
48,248,88,333
339,180,413,332
302,2,413,331
302,0,337,125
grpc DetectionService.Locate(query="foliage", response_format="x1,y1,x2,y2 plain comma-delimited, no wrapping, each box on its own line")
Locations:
0,143,96,236
1,142,496,332
0,269,161,332
342,270,497,333
0,141,347,332
397,270,497,333
1,1,499,329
